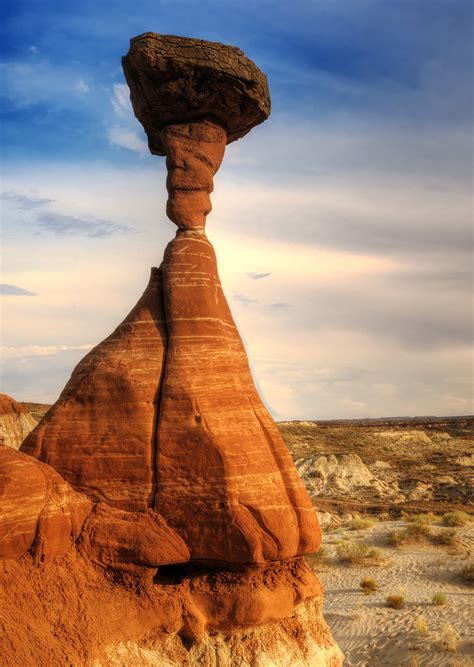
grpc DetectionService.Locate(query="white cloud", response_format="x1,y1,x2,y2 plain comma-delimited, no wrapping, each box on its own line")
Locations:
111,83,131,117
107,126,148,154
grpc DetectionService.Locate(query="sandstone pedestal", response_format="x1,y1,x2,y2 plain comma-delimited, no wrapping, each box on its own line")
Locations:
8,32,344,666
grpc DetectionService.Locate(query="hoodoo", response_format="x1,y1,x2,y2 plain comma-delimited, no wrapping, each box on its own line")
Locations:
9,33,343,666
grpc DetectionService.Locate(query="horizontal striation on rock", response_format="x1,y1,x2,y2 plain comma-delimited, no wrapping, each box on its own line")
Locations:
155,232,320,563
21,267,167,511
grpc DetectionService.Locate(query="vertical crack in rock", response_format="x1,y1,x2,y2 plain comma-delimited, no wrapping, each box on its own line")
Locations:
4,32,344,666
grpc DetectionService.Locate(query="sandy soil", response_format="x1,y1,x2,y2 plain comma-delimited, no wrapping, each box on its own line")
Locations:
313,520,474,666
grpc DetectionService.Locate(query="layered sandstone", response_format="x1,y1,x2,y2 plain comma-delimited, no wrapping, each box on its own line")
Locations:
156,232,320,563
4,32,343,666
0,443,91,562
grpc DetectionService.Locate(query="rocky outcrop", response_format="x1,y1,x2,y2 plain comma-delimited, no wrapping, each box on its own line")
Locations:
122,32,271,154
0,444,91,562
296,453,394,498
0,393,37,450
4,33,342,666
80,503,189,575
156,232,319,563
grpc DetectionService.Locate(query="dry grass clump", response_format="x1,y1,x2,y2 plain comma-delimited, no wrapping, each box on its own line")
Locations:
432,592,448,606
432,528,458,546
388,522,431,547
385,592,406,609
442,511,470,527
335,541,383,566
460,561,474,585
360,577,378,593
305,546,330,568
415,614,429,636
407,512,437,525
434,623,459,652
348,516,377,530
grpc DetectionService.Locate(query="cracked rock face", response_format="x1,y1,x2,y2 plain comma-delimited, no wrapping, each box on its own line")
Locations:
122,32,271,155
22,234,321,565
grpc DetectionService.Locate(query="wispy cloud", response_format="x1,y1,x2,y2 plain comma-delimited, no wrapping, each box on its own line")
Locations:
0,284,37,296
269,302,290,311
35,211,132,237
107,83,148,155
107,126,148,155
3,189,133,238
1,190,53,209
111,83,131,117
1,344,93,359
247,272,271,280
232,291,258,307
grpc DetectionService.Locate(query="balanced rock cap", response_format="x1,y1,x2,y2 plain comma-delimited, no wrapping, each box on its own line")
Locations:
122,32,271,155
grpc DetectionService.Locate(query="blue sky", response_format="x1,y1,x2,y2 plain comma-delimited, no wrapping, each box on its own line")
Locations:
1,0,473,418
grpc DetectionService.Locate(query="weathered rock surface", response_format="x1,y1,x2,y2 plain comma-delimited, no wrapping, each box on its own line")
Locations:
22,267,167,511
296,452,394,499
0,392,37,450
1,551,343,666
156,232,320,563
80,503,189,574
122,32,270,155
0,444,91,562
160,119,226,230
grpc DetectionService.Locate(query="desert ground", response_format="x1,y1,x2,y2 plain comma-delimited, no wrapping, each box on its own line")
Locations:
280,416,474,665
311,517,473,666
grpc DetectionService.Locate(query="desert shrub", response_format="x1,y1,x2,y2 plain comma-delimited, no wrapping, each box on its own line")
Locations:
305,546,329,567
407,513,437,526
348,516,377,530
335,541,383,565
360,577,378,592
415,614,429,636
387,529,406,547
406,522,431,540
432,528,458,546
434,623,459,652
442,511,470,527
432,592,448,606
460,561,474,585
388,523,431,547
385,593,406,609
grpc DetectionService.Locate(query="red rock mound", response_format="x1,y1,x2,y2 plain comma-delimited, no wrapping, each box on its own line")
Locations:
0,444,90,562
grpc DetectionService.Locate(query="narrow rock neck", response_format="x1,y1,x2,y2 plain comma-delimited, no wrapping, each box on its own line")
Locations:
159,119,226,231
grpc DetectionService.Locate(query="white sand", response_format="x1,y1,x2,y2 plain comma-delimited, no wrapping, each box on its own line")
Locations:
316,520,474,666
